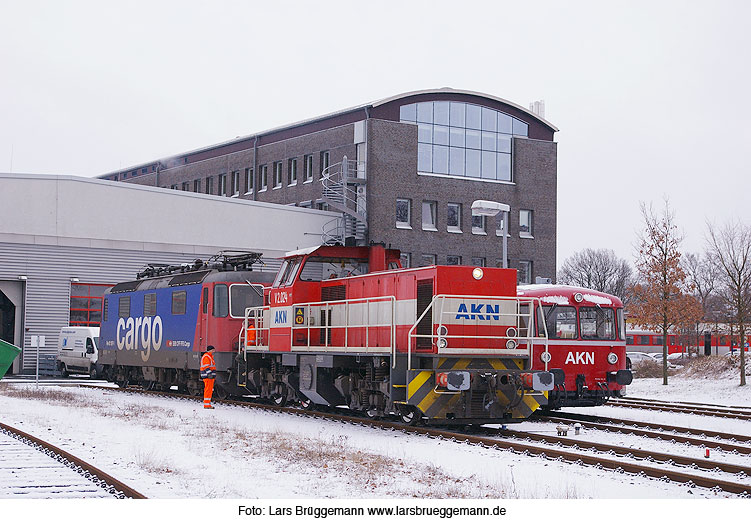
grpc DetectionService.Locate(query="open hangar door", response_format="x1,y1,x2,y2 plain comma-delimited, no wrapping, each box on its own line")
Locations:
0,280,24,375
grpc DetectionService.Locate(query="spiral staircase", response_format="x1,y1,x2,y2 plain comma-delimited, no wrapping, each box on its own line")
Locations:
320,156,367,245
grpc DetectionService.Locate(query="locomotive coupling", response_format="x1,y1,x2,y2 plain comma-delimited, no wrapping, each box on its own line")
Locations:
520,371,554,391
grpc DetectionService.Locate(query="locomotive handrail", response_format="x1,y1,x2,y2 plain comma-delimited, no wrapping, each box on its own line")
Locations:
407,295,550,371
289,296,396,357
241,305,271,357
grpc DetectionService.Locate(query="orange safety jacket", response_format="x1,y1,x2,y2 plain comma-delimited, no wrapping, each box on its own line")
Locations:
200,351,216,380
245,322,257,346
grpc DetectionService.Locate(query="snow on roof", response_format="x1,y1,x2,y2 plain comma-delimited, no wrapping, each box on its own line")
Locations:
583,293,613,306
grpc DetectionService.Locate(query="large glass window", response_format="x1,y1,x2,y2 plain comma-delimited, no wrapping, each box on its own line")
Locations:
400,100,526,182
213,285,229,318
580,307,615,340
517,260,532,284
70,283,113,326
544,306,578,339
273,162,283,188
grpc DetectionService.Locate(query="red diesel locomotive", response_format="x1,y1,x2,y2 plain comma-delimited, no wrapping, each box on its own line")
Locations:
238,244,554,424
516,284,632,408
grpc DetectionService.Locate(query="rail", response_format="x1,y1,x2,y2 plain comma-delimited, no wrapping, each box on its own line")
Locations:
407,294,550,370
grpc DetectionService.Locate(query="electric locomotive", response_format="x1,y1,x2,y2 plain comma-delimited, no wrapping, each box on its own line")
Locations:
516,284,632,408
98,252,275,396
238,244,554,424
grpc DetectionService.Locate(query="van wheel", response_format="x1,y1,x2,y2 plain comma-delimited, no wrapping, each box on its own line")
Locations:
60,364,69,378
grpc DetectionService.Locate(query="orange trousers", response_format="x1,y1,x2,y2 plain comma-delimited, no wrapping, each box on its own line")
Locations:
203,378,214,408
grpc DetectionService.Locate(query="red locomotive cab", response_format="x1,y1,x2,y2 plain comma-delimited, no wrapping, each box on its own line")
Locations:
517,285,632,408
240,244,555,424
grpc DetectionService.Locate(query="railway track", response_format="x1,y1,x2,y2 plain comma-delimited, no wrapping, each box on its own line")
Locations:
91,385,751,497
606,397,751,420
535,413,751,455
0,422,146,499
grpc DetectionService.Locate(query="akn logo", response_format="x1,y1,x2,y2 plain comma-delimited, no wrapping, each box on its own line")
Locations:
455,303,501,321
565,351,595,364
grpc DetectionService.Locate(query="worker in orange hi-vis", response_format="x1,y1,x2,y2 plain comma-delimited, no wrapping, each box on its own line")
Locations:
245,320,257,347
200,345,217,409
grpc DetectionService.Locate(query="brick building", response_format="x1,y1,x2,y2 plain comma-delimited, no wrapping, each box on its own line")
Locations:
99,89,558,282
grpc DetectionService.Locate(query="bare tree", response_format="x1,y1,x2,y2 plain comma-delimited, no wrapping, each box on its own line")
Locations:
629,200,703,385
706,219,751,386
683,252,718,355
557,248,633,304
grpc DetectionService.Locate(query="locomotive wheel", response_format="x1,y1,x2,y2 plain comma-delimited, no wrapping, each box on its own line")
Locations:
214,385,229,401
272,393,287,407
299,397,315,411
399,406,422,426
60,364,69,378
116,378,128,389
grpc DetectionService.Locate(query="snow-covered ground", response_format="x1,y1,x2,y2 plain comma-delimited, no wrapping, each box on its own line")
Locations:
0,374,748,501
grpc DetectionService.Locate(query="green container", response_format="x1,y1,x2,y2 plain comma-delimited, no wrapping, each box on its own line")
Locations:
0,338,21,380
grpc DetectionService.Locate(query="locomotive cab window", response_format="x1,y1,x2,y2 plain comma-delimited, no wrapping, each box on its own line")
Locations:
299,257,369,282
229,284,264,318
544,306,577,339
213,284,229,318
579,306,615,340
617,308,626,340
172,290,187,315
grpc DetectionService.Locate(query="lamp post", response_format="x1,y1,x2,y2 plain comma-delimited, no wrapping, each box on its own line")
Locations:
471,200,510,268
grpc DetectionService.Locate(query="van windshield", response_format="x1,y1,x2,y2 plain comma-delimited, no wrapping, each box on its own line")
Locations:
93,336,99,348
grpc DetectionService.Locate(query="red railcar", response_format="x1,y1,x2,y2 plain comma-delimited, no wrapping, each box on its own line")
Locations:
517,284,632,408
239,245,553,424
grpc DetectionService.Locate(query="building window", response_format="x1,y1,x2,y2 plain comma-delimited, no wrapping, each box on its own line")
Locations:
471,214,487,235
520,209,533,237
193,178,201,193
447,255,462,265
273,161,282,188
447,202,462,232
181,182,190,191
421,254,437,266
218,173,227,196
518,260,532,284
304,154,313,182
259,165,268,191
245,168,254,194
70,283,113,326
400,252,411,268
288,158,297,186
472,257,486,267
422,201,437,231
231,171,240,196
205,176,214,195
315,200,330,211
320,151,330,179
400,100,525,182
396,198,411,229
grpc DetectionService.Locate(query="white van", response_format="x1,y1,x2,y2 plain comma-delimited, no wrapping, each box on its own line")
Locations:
57,326,100,378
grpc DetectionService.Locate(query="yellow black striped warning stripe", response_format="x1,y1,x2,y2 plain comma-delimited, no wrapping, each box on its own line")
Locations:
406,358,547,420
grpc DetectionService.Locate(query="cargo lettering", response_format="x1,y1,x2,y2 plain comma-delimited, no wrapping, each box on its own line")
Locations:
116,316,163,360
455,303,500,320
565,351,595,364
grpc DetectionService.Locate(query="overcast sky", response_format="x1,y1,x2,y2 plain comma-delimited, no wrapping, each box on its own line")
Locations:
1,0,749,268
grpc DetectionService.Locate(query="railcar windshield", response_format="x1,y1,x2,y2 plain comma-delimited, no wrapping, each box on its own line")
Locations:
544,306,578,339
299,257,369,281
229,284,264,318
580,306,616,340
272,257,302,288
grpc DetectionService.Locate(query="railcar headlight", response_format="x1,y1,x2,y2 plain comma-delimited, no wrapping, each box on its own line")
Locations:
506,339,517,349
541,351,552,363
437,338,448,349
472,268,484,280
573,292,584,303
607,352,618,365
506,327,518,338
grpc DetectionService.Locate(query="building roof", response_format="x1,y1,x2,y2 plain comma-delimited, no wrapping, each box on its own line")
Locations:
0,173,339,256
99,88,557,179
